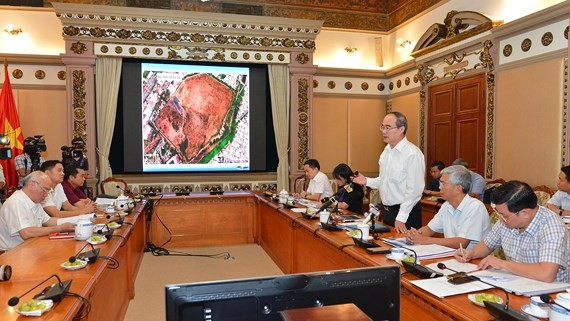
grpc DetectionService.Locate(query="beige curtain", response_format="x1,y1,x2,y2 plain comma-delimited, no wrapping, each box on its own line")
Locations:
268,64,290,191
95,57,122,181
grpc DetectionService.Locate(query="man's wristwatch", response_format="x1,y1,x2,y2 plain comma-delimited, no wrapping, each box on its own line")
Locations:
560,209,564,216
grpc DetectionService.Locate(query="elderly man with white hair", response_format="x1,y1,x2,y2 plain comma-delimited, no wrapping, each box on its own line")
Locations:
406,165,490,249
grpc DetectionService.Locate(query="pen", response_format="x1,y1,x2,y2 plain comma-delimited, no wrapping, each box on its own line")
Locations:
459,243,465,258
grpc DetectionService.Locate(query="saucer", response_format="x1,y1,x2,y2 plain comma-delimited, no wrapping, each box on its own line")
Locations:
522,304,549,319
467,293,503,307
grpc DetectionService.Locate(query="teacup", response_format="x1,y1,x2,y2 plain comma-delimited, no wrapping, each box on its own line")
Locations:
93,224,106,233
529,296,549,317
391,247,405,260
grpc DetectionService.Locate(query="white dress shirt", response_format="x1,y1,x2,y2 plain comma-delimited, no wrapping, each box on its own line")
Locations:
307,171,334,200
0,190,51,250
41,183,68,210
366,137,425,223
427,194,491,249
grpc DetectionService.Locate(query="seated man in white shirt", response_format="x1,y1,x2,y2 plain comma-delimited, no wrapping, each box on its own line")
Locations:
40,160,96,218
299,159,333,201
546,165,570,216
406,165,490,249
0,171,75,251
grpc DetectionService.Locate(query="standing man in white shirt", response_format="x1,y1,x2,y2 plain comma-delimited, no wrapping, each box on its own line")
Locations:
299,159,334,201
353,112,425,233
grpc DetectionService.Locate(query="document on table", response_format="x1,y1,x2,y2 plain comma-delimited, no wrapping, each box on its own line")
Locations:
95,197,116,206
382,237,456,259
470,269,570,297
414,259,570,298
56,214,95,225
410,275,493,298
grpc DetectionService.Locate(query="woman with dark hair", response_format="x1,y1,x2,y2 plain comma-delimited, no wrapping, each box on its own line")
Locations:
332,163,364,214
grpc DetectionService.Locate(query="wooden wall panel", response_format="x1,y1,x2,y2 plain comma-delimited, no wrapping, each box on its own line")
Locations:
391,92,421,146
16,89,68,159
347,98,385,173
313,97,349,172
495,58,564,187
312,96,385,175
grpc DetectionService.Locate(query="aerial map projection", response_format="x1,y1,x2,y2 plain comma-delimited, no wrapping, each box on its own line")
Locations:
141,63,250,172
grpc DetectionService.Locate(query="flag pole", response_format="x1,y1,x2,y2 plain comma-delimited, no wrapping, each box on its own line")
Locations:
3,58,7,68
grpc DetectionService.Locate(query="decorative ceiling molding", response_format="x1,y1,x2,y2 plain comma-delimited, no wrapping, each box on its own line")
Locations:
411,10,503,58
52,2,322,52
45,0,445,33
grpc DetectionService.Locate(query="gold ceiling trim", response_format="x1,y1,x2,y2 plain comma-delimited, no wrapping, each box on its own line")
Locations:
411,11,502,58
94,43,291,64
63,26,315,51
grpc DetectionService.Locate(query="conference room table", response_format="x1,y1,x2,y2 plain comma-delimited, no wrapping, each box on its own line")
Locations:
0,192,549,321
0,200,149,321
147,191,536,321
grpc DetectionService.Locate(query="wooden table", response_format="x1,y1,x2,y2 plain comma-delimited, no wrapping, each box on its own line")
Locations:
0,200,148,321
0,192,535,321
420,196,442,224
254,193,531,321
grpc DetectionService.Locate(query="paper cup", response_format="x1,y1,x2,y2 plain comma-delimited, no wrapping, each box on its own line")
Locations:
319,211,331,224
391,247,405,260
357,224,369,240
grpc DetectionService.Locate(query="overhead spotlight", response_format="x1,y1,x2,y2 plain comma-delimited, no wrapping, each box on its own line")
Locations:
344,47,358,54
4,25,23,36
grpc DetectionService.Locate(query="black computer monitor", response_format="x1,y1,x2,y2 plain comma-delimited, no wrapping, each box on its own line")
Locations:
165,265,401,321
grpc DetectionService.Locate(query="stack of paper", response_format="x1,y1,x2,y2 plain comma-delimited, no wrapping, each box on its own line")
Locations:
413,259,570,298
382,237,456,259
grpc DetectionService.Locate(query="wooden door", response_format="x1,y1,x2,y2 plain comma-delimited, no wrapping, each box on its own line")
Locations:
427,73,486,176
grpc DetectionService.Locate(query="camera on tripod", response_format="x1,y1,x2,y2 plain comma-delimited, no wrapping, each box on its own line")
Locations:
61,139,84,166
0,134,12,160
24,135,47,171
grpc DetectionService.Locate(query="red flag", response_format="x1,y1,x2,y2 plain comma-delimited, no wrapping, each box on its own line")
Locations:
0,60,25,189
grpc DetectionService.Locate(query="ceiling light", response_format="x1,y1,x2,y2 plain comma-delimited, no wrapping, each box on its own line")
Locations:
344,47,358,54
4,25,23,35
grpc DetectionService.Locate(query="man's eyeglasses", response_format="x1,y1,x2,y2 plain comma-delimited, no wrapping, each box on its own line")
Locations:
380,125,400,131
34,181,53,193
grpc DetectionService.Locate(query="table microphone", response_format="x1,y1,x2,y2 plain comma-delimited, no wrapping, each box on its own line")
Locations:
540,294,570,312
97,223,114,238
311,183,354,218
105,213,132,225
69,242,100,264
400,248,442,279
8,274,72,306
436,263,529,321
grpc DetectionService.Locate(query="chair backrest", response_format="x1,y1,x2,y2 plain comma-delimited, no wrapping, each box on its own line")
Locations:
100,177,129,197
532,185,554,207
294,175,308,194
